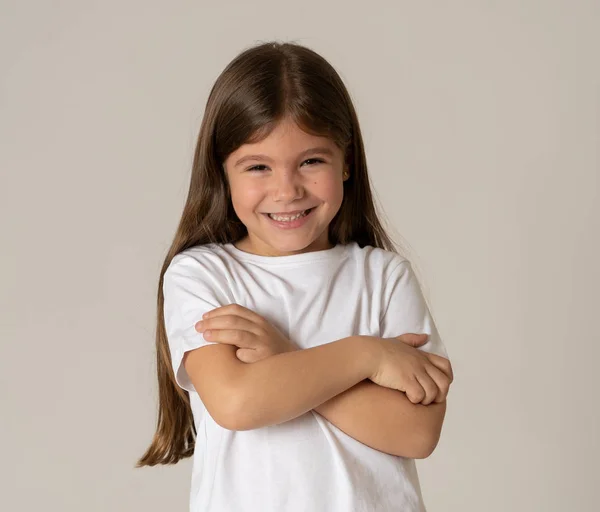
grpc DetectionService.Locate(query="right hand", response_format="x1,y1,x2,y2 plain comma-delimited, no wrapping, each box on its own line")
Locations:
369,334,454,405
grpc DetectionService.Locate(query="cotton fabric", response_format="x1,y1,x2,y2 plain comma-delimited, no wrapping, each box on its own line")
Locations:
163,241,449,512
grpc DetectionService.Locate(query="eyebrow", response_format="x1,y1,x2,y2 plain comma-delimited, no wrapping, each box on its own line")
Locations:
233,146,335,168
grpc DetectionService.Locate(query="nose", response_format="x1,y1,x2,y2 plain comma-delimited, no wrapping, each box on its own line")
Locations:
272,170,304,203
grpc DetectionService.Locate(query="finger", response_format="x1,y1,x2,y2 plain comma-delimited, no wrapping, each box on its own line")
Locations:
203,303,265,324
203,328,257,348
395,333,429,347
414,372,439,405
424,363,452,403
405,377,427,404
236,348,260,364
424,353,454,383
196,315,262,339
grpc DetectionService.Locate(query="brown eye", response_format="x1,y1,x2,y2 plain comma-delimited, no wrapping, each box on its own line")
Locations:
302,158,325,166
247,165,269,172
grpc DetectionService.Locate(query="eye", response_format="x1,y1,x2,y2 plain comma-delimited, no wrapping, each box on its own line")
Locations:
302,158,325,166
246,158,325,172
247,164,269,172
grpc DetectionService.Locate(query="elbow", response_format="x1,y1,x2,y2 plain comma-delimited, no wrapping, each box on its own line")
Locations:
200,383,248,431
210,388,255,432
389,427,442,459
411,430,442,459
217,410,253,432
204,402,239,431
403,400,447,459
227,396,265,431
412,410,446,459
212,409,242,431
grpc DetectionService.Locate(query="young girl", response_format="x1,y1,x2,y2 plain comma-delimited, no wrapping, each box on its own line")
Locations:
137,41,453,512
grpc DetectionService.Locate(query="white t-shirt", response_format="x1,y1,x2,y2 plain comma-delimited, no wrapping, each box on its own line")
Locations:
163,241,449,512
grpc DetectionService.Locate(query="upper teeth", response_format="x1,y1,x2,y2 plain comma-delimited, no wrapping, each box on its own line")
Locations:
268,210,308,222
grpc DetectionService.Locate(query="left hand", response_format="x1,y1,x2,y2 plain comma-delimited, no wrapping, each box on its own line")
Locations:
194,304,299,363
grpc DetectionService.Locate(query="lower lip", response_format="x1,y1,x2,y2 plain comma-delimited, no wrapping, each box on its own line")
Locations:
263,208,315,230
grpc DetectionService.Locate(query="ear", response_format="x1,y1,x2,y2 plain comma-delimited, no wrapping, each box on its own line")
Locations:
344,146,353,167
343,150,353,179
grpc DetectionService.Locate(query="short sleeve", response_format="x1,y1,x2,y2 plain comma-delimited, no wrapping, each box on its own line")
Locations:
379,259,449,360
162,254,227,392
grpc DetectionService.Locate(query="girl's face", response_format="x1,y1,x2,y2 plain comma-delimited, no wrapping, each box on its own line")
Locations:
223,118,349,257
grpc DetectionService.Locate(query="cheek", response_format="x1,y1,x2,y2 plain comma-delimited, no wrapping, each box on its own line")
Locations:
229,181,264,214
312,175,344,203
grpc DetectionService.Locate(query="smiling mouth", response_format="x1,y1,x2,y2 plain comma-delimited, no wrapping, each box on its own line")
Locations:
261,207,316,224
263,207,315,219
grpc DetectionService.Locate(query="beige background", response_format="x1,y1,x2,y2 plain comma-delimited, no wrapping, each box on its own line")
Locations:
1,1,598,511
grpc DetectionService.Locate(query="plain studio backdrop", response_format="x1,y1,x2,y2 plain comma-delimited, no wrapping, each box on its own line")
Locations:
1,1,598,511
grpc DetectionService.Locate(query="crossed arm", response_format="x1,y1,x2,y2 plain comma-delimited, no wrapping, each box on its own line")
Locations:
313,378,447,459
184,335,448,460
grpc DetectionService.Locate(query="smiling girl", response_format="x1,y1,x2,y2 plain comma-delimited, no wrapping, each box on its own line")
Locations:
137,41,453,512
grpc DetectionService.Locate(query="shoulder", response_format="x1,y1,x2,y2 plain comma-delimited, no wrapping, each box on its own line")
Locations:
163,244,235,305
344,243,410,274
166,243,230,276
164,243,235,291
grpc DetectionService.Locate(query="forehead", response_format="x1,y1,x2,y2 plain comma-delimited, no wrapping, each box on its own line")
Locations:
226,119,340,166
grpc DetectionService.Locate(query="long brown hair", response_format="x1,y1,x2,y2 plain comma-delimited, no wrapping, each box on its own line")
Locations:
136,40,407,467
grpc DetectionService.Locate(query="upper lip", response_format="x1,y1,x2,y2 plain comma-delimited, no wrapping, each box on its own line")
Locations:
265,208,313,215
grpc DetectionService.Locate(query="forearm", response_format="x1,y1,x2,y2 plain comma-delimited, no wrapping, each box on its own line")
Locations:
314,380,447,459
232,336,376,430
